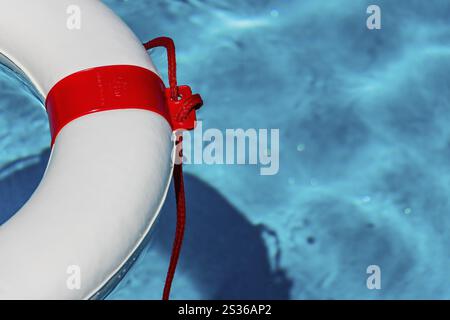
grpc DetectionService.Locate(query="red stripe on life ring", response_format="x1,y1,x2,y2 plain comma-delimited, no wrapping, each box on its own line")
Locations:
45,65,170,145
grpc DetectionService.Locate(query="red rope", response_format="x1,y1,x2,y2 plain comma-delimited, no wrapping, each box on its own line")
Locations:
163,139,186,300
177,94,203,122
144,37,179,100
143,37,203,300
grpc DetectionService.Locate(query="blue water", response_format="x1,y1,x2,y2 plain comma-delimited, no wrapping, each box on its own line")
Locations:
1,0,450,299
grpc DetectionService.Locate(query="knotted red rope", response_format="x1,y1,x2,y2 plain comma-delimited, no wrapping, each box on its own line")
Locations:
144,37,203,300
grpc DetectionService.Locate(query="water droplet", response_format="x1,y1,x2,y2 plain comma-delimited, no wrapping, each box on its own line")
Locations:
296,144,305,152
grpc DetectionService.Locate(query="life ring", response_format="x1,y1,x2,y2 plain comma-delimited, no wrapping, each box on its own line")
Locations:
0,0,202,299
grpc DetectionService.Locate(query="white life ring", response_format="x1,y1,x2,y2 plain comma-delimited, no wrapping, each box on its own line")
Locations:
0,0,201,299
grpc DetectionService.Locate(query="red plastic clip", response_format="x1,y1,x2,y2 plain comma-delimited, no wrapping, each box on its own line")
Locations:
166,85,202,131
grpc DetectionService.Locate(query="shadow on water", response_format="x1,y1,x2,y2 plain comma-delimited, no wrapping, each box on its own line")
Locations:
0,149,50,225
0,148,292,299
